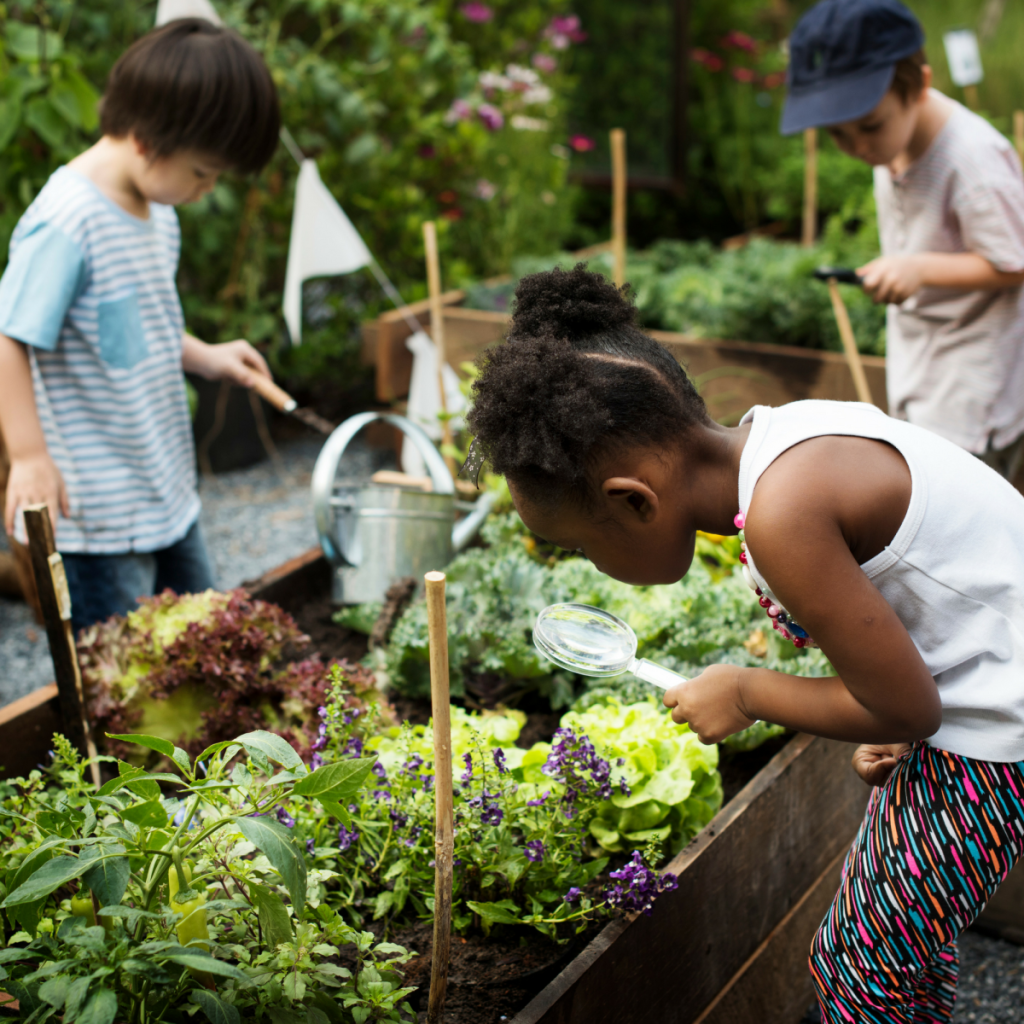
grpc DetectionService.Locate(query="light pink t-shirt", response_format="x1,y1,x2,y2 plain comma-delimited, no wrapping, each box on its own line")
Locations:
874,95,1024,454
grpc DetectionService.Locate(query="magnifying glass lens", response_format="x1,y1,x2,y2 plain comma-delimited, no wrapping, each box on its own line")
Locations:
533,604,637,676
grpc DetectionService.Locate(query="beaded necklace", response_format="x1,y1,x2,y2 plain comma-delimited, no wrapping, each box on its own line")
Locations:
734,510,818,649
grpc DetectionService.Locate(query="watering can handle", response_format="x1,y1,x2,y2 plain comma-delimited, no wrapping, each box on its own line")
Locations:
312,412,455,567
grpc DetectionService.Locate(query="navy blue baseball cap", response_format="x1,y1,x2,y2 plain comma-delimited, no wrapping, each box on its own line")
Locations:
781,0,925,136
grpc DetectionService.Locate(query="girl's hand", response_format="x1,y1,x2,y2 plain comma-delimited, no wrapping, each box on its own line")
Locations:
5,452,69,536
201,339,271,389
857,256,925,305
852,743,912,787
662,665,756,744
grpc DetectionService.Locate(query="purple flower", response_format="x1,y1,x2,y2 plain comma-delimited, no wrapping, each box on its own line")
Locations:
344,736,364,758
619,778,631,796
276,806,295,828
477,103,504,131
532,53,557,73
461,753,474,784
542,728,614,817
524,840,545,863
338,824,360,851
603,852,678,917
492,748,508,774
372,789,392,802
460,1,493,21
310,752,324,771
342,707,362,725
403,754,424,775
564,887,582,904
421,773,434,792
372,760,388,780
445,98,474,125
389,809,409,828
306,838,315,854
545,13,586,49
481,804,504,826
526,790,550,807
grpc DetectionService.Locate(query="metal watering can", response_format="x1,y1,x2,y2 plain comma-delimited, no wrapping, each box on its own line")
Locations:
312,411,496,604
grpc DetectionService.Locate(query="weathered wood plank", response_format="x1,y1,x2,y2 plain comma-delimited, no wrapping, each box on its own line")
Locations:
244,546,330,615
694,846,846,1024
0,684,61,779
511,735,869,1024
975,861,1024,944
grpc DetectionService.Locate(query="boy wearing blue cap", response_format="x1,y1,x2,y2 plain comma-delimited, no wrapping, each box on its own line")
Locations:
784,0,1024,478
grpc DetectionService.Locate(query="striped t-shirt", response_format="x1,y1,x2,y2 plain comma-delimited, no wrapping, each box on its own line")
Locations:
0,166,199,554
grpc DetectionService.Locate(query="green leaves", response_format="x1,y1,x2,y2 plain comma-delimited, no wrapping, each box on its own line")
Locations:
5,22,64,61
191,989,241,1024
235,731,308,775
249,882,294,951
2,852,97,907
164,953,251,983
77,988,117,1024
466,899,523,926
292,757,374,805
82,845,129,907
236,816,308,915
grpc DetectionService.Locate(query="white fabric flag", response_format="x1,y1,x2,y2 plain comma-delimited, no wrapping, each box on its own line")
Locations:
155,0,221,25
283,159,373,344
401,330,466,478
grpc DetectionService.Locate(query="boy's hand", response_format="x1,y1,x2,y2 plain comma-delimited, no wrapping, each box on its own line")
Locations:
852,743,912,787
5,452,69,537
662,665,755,744
199,339,272,389
857,255,925,305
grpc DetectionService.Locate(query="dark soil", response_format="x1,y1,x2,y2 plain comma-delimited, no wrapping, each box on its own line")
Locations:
339,918,598,1024
291,593,370,665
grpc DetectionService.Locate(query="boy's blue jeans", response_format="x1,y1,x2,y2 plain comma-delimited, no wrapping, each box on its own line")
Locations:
62,519,215,635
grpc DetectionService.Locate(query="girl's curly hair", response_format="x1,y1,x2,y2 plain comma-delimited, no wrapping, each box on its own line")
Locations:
467,264,709,509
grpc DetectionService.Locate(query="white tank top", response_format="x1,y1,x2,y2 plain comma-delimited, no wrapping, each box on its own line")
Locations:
738,400,1024,762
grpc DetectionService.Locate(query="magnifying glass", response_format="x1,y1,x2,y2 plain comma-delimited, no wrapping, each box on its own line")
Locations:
532,603,686,690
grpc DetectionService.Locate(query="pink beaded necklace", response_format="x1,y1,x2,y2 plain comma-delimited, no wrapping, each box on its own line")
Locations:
734,510,817,649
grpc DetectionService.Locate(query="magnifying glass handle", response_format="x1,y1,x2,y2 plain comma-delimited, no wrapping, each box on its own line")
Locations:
630,658,686,690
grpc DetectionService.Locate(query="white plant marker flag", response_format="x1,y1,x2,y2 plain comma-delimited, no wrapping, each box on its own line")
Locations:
155,0,222,25
284,159,372,344
401,330,466,477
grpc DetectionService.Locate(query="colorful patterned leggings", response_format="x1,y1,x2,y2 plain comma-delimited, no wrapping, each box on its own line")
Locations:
810,743,1024,1023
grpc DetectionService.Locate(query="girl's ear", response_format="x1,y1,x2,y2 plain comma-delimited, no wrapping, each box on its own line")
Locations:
602,476,660,522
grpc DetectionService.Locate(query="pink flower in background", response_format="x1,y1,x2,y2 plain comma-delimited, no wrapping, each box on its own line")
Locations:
721,30,758,53
545,13,586,49
731,66,756,83
441,207,464,221
438,190,459,204
477,103,504,130
460,2,494,22
474,178,498,200
444,98,474,124
418,144,436,158
569,134,595,152
761,71,786,89
532,52,558,73
691,48,724,72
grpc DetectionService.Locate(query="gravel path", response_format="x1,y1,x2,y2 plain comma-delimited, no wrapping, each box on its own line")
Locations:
0,434,388,709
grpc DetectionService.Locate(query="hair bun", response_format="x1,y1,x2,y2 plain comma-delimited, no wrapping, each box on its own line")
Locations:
508,263,636,343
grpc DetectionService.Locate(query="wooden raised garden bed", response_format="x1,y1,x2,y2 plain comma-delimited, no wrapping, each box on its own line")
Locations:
360,290,889,422
2,546,1020,1023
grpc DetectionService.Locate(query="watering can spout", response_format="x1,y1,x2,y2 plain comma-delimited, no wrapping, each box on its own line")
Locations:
452,490,498,552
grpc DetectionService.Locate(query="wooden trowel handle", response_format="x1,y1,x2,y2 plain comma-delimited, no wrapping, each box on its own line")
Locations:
249,373,297,413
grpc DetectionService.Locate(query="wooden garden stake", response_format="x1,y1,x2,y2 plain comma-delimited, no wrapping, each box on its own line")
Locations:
826,278,874,405
610,128,627,287
802,127,818,248
1014,110,1024,164
422,221,456,477
22,504,101,787
425,570,454,1024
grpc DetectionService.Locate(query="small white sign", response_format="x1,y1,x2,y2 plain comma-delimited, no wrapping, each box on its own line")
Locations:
943,29,983,87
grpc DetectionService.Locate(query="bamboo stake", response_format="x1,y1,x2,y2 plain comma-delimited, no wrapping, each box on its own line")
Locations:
422,222,456,476
425,570,454,1024
827,279,874,405
1014,110,1024,164
964,83,980,111
610,128,627,287
23,504,101,788
802,127,818,248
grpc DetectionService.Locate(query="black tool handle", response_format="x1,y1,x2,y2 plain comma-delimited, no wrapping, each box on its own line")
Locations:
812,266,863,285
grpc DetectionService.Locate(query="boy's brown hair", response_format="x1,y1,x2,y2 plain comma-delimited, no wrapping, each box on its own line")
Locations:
100,18,280,174
891,49,928,103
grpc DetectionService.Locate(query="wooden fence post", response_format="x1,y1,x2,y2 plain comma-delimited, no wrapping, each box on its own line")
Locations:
23,504,100,786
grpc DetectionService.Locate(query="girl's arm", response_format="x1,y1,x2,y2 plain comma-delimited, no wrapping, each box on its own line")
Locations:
858,252,1024,305
0,331,68,536
664,436,941,746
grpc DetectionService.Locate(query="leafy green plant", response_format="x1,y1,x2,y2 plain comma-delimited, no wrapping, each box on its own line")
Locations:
0,729,416,1023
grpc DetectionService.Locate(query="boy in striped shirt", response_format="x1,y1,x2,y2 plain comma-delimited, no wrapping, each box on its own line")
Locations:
0,19,281,633
782,0,1024,476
